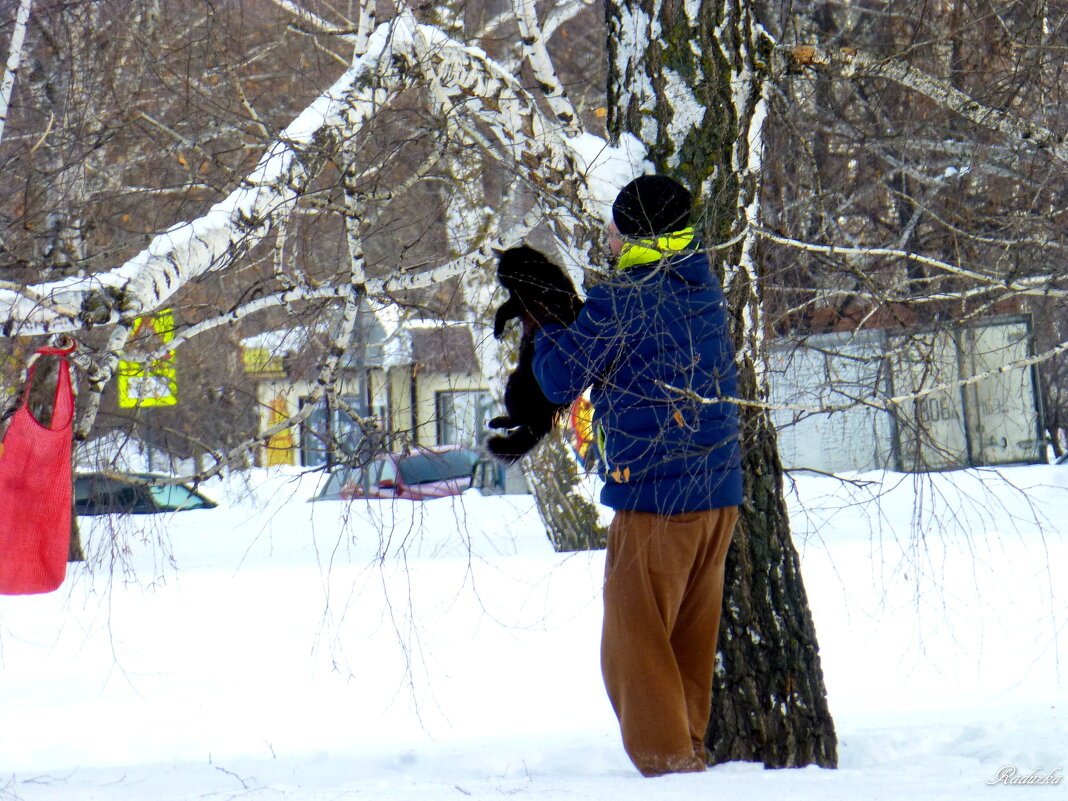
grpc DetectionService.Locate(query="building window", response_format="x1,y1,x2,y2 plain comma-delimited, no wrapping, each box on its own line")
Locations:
437,390,493,448
299,394,367,467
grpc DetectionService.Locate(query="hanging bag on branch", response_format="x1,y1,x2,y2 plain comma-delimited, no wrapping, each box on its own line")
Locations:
0,343,77,595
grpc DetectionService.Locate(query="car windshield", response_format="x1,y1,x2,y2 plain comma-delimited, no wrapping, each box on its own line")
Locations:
319,465,361,497
398,450,478,485
74,476,154,514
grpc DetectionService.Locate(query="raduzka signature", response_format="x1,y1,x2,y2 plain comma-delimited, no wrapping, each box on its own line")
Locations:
987,766,1063,786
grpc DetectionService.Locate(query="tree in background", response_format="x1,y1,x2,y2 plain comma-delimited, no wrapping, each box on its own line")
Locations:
763,1,1068,462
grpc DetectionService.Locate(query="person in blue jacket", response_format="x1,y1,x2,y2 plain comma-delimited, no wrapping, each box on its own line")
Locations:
531,175,743,776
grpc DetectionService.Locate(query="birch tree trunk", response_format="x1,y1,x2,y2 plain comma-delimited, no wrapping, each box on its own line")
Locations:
607,0,837,768
525,431,605,551
0,0,33,146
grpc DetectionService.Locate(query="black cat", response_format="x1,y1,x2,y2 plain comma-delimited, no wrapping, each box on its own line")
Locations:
486,246,584,463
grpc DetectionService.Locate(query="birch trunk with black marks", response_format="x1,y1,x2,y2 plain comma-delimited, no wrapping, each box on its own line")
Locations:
607,0,837,768
526,431,605,552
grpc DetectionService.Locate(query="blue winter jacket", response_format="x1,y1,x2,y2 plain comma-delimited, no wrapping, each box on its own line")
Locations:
532,232,743,514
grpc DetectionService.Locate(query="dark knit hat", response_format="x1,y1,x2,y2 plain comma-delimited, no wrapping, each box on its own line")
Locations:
612,175,692,237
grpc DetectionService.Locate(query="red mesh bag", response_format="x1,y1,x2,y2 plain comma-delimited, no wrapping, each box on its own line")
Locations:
0,345,76,595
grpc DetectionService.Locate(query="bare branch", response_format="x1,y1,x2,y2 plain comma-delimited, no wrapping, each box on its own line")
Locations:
781,44,1068,165
143,284,360,362
755,226,1068,298
662,336,1068,417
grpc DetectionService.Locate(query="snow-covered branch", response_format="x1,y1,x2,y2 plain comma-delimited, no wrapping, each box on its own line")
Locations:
410,19,580,179
513,0,581,134
0,22,401,337
0,7,647,463
0,278,79,318
1,12,625,340
542,0,597,40
354,0,377,56
268,0,357,42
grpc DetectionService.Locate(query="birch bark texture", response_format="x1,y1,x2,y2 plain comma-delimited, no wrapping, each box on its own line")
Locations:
0,0,33,146
606,0,838,768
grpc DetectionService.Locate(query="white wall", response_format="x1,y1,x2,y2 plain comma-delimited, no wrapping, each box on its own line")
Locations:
770,317,1043,473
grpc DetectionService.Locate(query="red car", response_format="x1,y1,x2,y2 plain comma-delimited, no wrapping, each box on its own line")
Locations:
314,445,482,501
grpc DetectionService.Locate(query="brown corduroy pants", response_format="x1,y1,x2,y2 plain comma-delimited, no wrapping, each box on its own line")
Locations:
600,506,738,777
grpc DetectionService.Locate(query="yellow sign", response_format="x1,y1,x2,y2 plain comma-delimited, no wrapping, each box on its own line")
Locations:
118,309,178,408
242,346,286,377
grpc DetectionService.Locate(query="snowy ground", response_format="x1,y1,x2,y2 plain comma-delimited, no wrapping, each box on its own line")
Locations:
1,464,1066,800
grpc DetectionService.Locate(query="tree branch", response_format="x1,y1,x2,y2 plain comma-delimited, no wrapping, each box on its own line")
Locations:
513,0,582,133
781,44,1068,165
660,335,1068,417
0,22,402,336
755,225,1068,298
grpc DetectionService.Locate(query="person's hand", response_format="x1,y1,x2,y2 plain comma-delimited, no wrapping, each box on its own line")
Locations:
521,311,540,338
525,299,563,329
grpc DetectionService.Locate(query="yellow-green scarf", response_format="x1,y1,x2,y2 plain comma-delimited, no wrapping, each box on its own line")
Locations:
616,227,696,270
